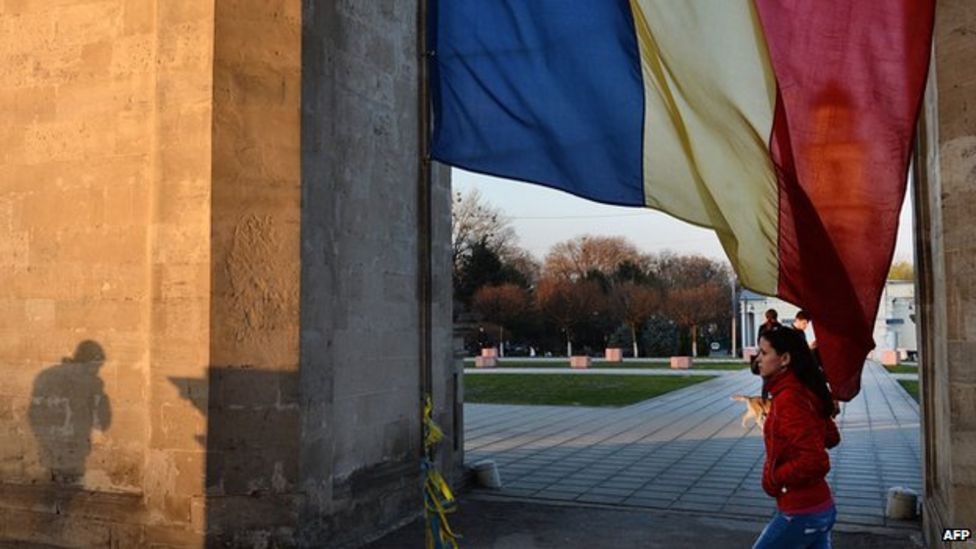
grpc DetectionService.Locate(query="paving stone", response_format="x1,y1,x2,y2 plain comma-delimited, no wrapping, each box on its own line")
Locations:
535,491,583,501
838,505,885,517
512,477,556,486
576,493,627,505
671,501,724,513
563,471,605,479
726,495,774,506
500,487,540,497
623,498,676,509
677,493,728,505
586,488,636,499
840,514,886,526
684,488,734,498
653,480,695,489
615,474,651,482
600,482,643,491
835,493,885,503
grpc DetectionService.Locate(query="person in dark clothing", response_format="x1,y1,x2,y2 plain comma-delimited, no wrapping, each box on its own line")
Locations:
791,309,838,417
792,309,815,347
752,326,840,548
751,309,781,375
757,308,781,343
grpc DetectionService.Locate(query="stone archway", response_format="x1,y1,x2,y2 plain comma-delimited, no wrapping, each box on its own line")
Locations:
0,1,971,546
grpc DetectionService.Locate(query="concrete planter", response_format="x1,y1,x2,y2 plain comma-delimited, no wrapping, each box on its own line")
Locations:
670,356,693,369
880,349,899,366
604,348,623,362
475,357,497,368
570,356,591,369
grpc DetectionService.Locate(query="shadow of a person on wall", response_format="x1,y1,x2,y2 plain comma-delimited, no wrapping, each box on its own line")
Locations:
28,340,111,486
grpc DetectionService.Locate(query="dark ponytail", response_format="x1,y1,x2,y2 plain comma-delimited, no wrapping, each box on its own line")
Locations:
761,326,834,418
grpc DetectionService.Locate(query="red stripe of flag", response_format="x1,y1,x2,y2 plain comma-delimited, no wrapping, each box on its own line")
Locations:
756,0,935,400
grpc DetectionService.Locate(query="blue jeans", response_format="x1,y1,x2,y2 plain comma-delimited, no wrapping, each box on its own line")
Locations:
753,505,837,548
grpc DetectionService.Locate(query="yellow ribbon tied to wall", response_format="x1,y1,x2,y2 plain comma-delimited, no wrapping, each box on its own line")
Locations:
423,396,460,549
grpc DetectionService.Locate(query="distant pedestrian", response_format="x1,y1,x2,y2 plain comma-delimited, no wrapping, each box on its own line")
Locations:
757,308,781,343
752,309,781,375
791,309,816,349
792,309,837,417
752,326,840,548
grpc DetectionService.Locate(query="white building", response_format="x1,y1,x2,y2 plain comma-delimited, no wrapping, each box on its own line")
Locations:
738,290,806,352
872,280,917,360
738,280,916,359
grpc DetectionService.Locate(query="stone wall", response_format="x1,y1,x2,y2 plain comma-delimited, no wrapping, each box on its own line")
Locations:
0,1,215,545
0,1,458,546
917,0,976,545
0,0,154,493
298,1,459,545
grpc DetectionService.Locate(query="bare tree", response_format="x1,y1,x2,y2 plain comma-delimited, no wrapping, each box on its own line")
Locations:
612,282,662,357
504,248,542,288
652,252,728,290
471,284,530,357
452,190,541,305
536,277,602,356
666,283,727,357
543,235,648,280
452,189,517,269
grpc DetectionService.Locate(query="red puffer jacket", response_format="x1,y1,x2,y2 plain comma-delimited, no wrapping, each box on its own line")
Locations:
762,369,840,513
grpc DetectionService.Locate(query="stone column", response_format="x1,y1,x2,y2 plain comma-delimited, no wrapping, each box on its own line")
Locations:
297,1,459,545
916,0,976,545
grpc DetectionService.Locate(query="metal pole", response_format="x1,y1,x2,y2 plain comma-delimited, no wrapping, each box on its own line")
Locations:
731,278,737,358
417,0,434,451
739,304,753,353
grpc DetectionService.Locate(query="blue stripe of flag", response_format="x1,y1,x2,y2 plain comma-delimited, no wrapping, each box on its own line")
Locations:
429,0,646,206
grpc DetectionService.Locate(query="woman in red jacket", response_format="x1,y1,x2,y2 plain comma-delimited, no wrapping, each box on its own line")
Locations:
753,325,840,548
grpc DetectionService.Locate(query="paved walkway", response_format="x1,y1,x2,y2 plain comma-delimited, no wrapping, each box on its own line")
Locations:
464,361,921,529
367,498,922,548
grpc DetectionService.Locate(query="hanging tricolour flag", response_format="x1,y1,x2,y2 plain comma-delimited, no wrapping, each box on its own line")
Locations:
428,1,934,401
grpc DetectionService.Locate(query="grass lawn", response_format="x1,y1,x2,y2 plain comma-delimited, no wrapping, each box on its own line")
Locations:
464,374,714,407
468,359,747,371
898,380,919,402
884,364,919,375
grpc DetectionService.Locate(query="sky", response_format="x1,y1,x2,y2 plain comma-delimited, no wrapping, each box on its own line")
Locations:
453,168,916,266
